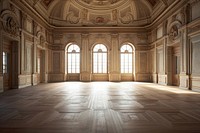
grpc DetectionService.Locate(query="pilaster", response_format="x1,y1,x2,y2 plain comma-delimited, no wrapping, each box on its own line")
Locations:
20,31,25,74
0,28,3,92
80,33,91,81
32,37,38,85
167,46,173,85
45,49,48,83
163,36,168,85
109,33,121,81
153,44,157,83
179,26,190,89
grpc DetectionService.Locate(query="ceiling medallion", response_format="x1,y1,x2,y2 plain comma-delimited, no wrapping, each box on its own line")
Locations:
74,0,127,10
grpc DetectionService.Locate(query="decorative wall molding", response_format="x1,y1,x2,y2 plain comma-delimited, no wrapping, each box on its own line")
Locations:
109,72,121,82
80,71,91,81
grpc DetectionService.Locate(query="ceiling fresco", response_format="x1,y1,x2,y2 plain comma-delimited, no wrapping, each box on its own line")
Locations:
30,0,171,27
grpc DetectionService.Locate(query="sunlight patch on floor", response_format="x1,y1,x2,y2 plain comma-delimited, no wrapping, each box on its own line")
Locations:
142,83,199,94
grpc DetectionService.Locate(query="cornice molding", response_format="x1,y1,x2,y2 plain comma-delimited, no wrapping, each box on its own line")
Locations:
146,0,188,29
53,26,147,33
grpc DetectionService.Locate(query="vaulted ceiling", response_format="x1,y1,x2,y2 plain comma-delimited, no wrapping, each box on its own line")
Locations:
28,0,173,27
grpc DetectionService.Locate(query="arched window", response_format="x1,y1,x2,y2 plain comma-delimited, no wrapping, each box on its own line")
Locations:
120,44,133,73
67,44,80,73
93,44,107,73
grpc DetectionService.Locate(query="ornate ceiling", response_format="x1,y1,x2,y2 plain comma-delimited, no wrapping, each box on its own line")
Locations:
29,0,171,27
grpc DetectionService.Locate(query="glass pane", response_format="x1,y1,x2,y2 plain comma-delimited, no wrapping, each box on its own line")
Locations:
68,44,80,52
68,53,80,73
129,55,132,63
103,53,106,62
72,68,75,73
93,49,107,73
3,55,5,65
76,68,80,73
3,52,7,74
93,53,98,73
120,44,133,52
103,63,107,73
127,45,132,52
68,69,71,73
93,44,107,52
37,58,40,73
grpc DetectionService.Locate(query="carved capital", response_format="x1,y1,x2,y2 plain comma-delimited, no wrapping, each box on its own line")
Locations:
33,21,38,35
81,33,89,38
111,33,118,38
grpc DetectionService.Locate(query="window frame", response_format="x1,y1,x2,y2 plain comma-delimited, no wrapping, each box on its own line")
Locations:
67,44,80,74
93,44,108,74
3,52,8,74
120,44,133,74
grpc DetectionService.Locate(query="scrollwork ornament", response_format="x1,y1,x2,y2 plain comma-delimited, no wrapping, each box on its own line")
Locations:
5,16,19,36
66,12,80,24
119,12,134,24
1,10,20,36
169,25,179,41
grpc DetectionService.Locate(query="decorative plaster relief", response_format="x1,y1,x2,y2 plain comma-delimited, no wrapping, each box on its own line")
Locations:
1,10,20,36
66,12,80,24
169,25,179,41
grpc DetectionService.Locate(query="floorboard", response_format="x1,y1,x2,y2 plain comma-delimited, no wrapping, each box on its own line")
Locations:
0,82,200,133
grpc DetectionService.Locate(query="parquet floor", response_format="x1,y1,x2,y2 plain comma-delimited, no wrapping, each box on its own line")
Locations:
0,82,200,133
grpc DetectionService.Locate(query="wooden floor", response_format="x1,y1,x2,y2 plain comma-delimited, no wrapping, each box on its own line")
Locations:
0,82,200,133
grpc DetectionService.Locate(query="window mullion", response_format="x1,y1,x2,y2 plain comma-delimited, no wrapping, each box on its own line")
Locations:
128,53,129,73
71,53,72,73
102,52,103,73
123,53,126,73
74,53,76,73
97,52,98,73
